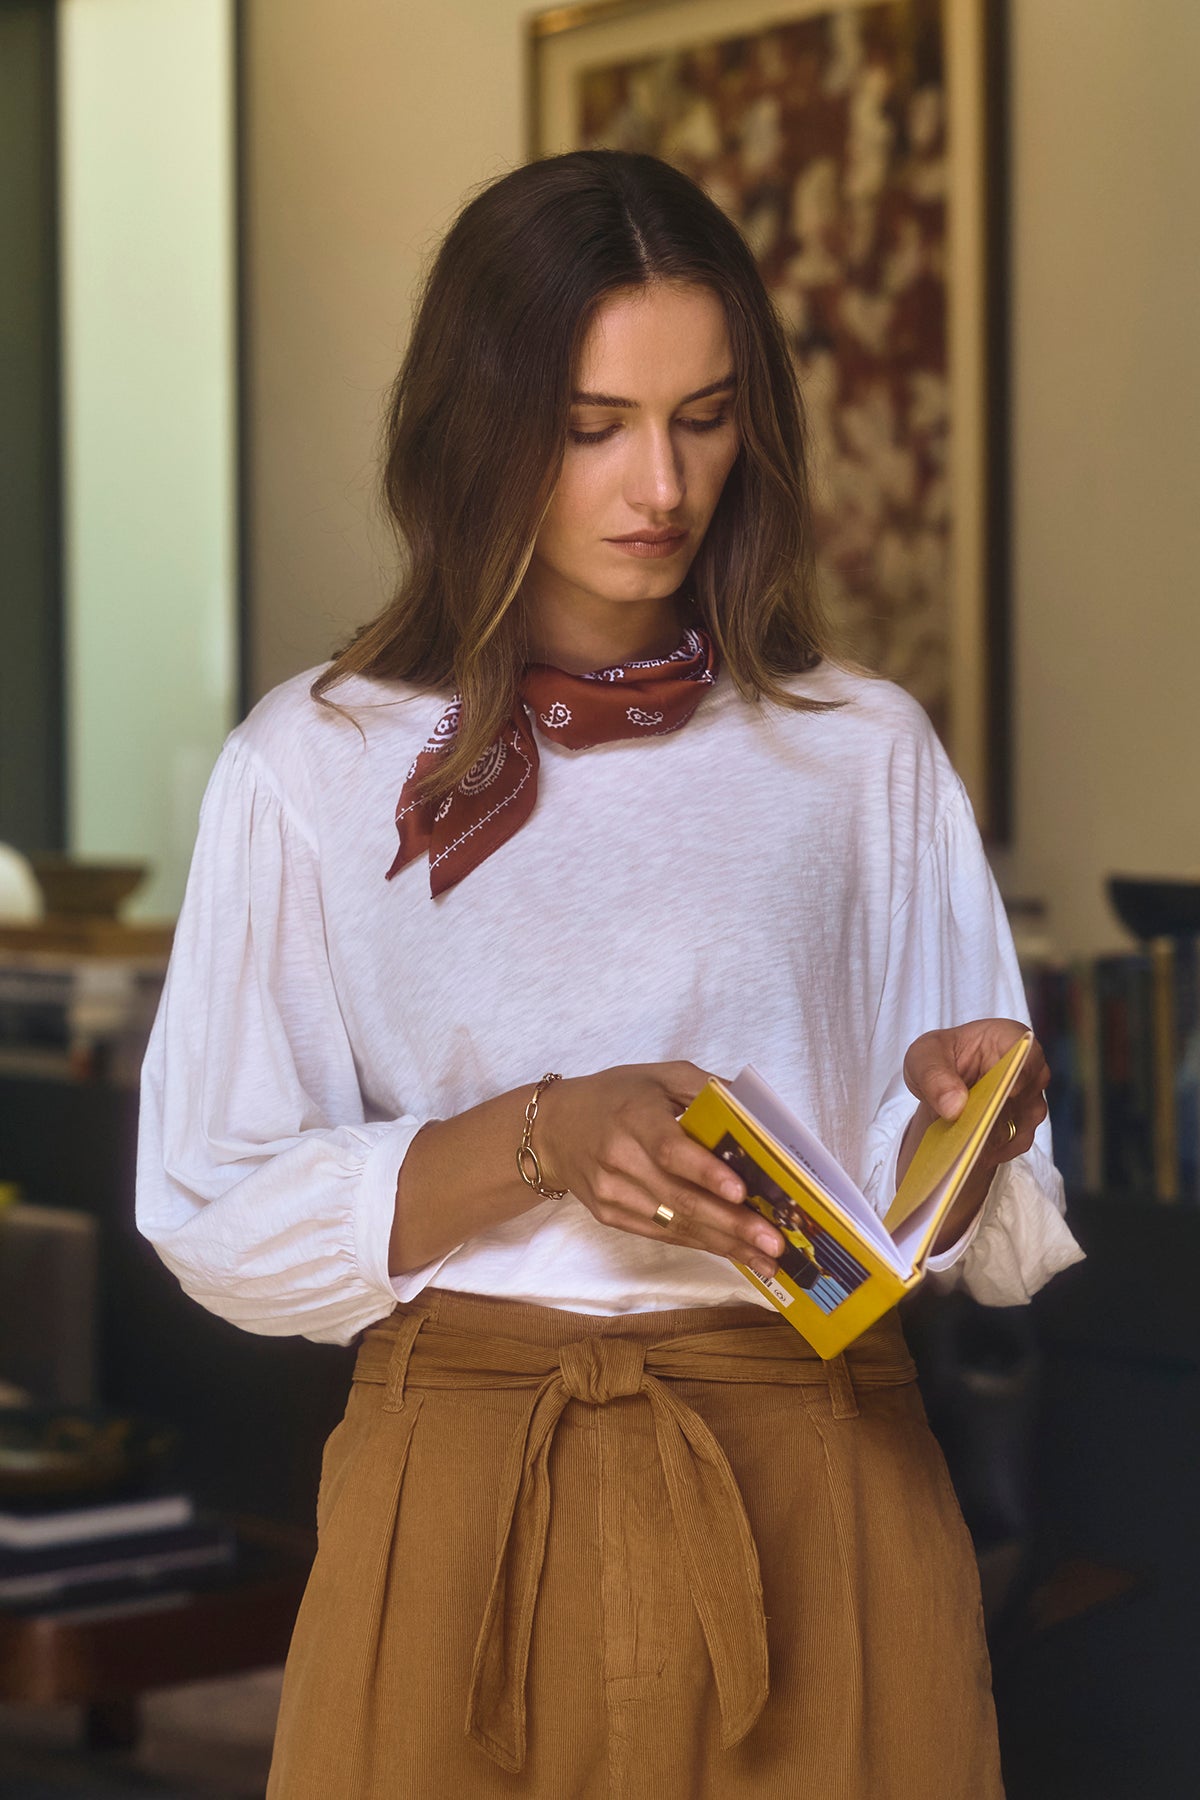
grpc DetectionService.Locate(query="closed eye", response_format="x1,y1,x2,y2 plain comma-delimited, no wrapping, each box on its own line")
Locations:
567,424,620,445
568,412,730,446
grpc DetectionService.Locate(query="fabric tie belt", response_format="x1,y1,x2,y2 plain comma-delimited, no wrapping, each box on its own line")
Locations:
347,1304,917,1774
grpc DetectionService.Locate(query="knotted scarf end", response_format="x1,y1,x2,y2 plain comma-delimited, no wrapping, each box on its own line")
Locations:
388,626,718,896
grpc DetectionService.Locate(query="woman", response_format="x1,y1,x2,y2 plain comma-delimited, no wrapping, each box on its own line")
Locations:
136,150,1084,1798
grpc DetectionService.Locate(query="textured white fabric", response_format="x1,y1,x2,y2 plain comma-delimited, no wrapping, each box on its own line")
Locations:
135,661,1085,1346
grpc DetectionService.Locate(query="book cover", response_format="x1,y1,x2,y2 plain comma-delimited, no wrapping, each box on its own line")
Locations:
1097,953,1155,1195
1174,937,1200,1202
0,1490,194,1551
1150,938,1180,1202
1031,965,1084,1194
1069,958,1103,1196
679,1032,1033,1358
0,1520,235,1604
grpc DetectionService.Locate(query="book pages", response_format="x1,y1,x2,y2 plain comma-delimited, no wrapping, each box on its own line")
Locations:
723,1067,904,1271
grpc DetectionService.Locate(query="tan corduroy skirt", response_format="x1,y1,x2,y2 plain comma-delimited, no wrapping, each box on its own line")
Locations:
265,1291,1004,1800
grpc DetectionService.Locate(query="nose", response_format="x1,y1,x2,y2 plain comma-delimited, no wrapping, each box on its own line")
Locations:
626,422,685,515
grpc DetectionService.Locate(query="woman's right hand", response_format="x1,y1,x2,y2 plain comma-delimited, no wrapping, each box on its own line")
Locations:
537,1063,784,1280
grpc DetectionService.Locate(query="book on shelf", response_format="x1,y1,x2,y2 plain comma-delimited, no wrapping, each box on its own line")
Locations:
1150,939,1179,1201
1173,938,1200,1201
1148,935,1200,1203
0,1201,98,1407
1071,958,1104,1197
0,945,167,1085
679,1031,1033,1359
1025,937,1200,1205
1094,942,1200,1202
1096,951,1157,1197
1029,963,1085,1195
0,1584,194,1624
0,1489,195,1551
0,1518,236,1605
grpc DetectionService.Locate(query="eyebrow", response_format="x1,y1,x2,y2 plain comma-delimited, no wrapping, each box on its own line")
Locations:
570,374,738,410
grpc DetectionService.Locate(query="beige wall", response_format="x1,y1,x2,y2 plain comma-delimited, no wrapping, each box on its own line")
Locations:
243,0,532,694
244,0,1200,958
988,0,1200,955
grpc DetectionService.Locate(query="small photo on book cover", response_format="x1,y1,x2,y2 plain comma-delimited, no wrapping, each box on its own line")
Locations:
713,1134,870,1314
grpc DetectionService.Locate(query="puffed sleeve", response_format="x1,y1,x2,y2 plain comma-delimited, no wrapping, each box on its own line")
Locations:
135,738,429,1345
856,772,1085,1306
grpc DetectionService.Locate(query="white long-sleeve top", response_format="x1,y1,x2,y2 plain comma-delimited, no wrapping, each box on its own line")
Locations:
135,660,1085,1346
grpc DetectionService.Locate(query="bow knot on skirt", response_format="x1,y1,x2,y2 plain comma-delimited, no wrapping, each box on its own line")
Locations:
558,1333,646,1404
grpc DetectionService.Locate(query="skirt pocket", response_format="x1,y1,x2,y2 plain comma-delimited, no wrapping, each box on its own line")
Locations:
268,1387,425,1799
315,1382,371,1548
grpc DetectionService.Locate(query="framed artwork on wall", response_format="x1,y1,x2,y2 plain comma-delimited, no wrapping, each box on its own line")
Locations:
529,0,1010,841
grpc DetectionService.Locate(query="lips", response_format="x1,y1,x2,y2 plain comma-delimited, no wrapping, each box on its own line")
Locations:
606,529,687,544
605,529,689,561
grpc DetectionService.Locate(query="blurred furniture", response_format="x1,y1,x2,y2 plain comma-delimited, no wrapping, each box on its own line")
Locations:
0,924,334,1757
0,1519,309,1750
0,918,172,1087
0,1062,354,1529
904,1188,1194,1656
901,1281,1041,1629
0,922,355,1532
991,1193,1199,1795
1029,1190,1200,1365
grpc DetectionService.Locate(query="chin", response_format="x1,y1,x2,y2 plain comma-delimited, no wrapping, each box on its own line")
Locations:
610,565,694,602
560,577,675,608
615,579,681,603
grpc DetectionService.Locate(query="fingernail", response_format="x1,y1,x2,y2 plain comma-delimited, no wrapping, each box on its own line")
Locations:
751,1258,777,1282
723,1179,745,1202
755,1229,782,1256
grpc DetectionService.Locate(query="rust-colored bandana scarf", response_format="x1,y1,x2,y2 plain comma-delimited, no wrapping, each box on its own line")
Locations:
386,624,718,897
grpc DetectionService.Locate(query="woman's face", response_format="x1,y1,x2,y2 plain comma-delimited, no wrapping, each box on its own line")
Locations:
524,281,741,652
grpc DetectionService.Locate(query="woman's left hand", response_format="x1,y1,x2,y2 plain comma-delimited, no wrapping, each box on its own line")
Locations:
898,1018,1051,1249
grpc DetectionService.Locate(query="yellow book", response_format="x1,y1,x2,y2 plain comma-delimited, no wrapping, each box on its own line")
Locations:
679,1031,1034,1359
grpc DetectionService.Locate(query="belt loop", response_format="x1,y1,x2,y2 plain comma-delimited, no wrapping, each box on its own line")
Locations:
383,1306,428,1415
826,1351,859,1420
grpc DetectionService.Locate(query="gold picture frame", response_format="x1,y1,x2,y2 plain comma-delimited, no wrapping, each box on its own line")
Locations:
528,0,1009,840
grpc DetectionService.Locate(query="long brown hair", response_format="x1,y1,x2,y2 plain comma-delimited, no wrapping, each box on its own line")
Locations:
312,150,855,792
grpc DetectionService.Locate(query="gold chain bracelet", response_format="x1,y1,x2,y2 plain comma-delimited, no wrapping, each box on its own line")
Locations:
517,1073,567,1200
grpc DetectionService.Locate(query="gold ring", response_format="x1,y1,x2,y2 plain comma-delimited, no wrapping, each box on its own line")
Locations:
1006,1118,1017,1143
653,1203,675,1227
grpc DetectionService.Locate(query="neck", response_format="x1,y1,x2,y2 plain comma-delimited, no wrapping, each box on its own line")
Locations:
522,589,686,675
